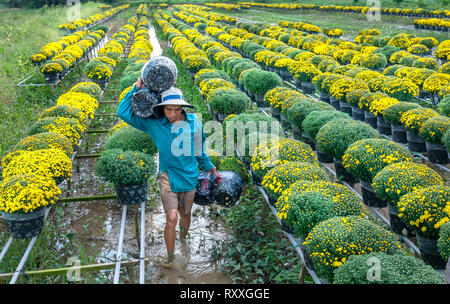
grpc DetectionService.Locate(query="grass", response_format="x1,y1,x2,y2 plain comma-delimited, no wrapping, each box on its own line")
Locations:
0,2,106,159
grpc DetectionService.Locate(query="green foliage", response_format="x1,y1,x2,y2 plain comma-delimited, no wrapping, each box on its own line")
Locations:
284,191,334,239
286,98,334,130
218,156,250,184
383,101,422,125
333,252,445,284
315,118,380,161
123,62,145,78
438,222,450,261
105,125,157,155
208,88,251,115
419,115,450,144
13,132,73,157
444,129,450,151
195,70,231,86
241,69,282,95
303,216,401,282
372,162,444,204
231,61,260,80
38,104,87,125
374,45,401,62
438,96,450,117
342,138,413,182
70,82,102,100
302,110,349,140
95,149,155,185
119,71,140,91
212,186,303,284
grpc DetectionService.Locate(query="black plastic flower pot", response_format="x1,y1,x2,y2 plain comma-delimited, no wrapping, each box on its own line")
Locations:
280,220,295,234
425,141,449,164
416,234,447,270
280,70,292,81
44,72,59,85
364,110,378,129
115,181,148,205
351,106,364,121
2,207,47,239
292,124,302,140
339,101,352,116
316,146,334,163
387,202,414,237
301,82,316,95
217,113,228,123
334,159,358,184
319,92,330,103
359,180,387,208
406,131,427,153
251,169,262,186
271,107,281,121
391,124,408,144
268,194,277,207
377,116,392,136
330,96,340,110
301,132,316,150
280,114,291,131
254,93,268,107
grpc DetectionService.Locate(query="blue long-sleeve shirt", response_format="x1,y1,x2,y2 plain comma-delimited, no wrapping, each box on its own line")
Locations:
117,85,214,192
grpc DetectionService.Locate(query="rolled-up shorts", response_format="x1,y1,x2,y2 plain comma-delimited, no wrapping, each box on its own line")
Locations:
158,172,196,214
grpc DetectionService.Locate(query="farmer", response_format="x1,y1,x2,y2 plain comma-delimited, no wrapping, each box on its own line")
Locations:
117,76,217,268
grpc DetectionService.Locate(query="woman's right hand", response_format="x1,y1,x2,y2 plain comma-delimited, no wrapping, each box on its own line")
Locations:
136,77,145,89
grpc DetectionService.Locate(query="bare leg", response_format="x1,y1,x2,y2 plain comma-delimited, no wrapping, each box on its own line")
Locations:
164,209,178,261
179,211,191,239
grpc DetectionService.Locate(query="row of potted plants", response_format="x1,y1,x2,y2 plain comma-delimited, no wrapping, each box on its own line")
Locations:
230,2,450,19
0,81,102,239
161,8,450,282
414,18,450,32
174,4,238,25
58,4,129,32
207,19,450,163
84,15,139,89
0,8,142,239
39,29,107,84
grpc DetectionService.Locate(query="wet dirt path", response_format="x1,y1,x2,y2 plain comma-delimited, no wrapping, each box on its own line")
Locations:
57,20,232,284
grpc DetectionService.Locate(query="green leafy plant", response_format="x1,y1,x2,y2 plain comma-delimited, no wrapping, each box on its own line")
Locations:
398,185,450,239
383,102,422,125
315,119,380,161
250,138,318,181
283,191,335,239
119,71,140,91
95,149,155,185
194,69,231,86
241,69,282,95
302,110,349,140
207,88,251,115
218,156,250,184
342,138,413,182
333,252,445,284
438,222,450,261
105,125,157,155
438,96,450,117
303,216,402,282
261,161,330,201
286,98,334,131
372,162,444,206
419,115,450,144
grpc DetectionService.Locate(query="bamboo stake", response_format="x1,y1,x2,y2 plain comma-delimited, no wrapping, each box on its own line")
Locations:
57,194,117,203
0,258,149,282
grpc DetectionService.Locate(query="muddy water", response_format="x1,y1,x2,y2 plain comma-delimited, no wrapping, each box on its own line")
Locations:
56,20,233,284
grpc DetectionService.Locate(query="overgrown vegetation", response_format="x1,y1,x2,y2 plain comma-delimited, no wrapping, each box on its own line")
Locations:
211,185,310,284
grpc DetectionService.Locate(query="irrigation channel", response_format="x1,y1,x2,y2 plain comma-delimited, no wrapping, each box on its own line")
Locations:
159,7,450,283
0,14,232,284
